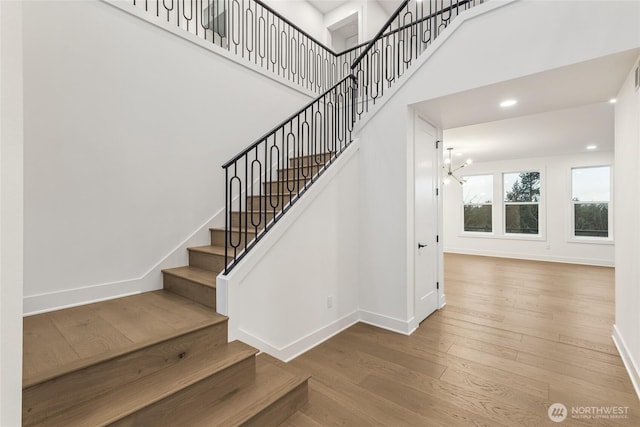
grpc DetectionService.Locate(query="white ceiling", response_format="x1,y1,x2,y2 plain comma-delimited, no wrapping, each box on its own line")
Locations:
328,13,358,39
413,49,640,163
443,103,614,164
306,0,402,17
307,0,352,15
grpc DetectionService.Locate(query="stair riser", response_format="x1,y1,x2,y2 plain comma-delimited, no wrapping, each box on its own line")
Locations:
188,250,225,274
210,229,257,248
263,179,310,194
22,323,228,427
163,273,216,309
243,381,309,427
246,194,293,211
110,356,257,427
230,211,275,229
289,153,332,168
278,165,323,180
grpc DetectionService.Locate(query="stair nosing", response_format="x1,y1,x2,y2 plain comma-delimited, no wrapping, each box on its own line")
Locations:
38,341,258,427
246,192,295,197
23,314,227,389
278,165,326,172
186,245,226,256
161,266,217,287
289,152,334,160
217,359,310,426
231,210,277,214
209,226,258,234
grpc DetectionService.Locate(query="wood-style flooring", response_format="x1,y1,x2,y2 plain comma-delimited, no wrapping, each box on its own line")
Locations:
286,253,640,426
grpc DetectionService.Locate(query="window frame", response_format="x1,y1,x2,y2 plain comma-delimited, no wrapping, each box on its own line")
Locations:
569,165,613,243
502,170,543,238
460,174,494,235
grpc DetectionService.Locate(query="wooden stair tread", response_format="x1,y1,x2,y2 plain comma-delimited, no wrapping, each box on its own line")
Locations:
268,177,312,183
258,353,310,379
162,265,217,287
279,165,324,171
172,353,311,426
278,411,324,427
23,290,227,388
247,192,295,197
210,226,258,233
232,210,274,213
41,341,258,427
291,152,333,159
186,245,226,256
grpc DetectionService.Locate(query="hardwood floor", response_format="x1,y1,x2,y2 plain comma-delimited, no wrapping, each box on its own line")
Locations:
286,253,639,426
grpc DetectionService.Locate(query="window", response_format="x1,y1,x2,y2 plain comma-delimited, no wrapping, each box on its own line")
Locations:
503,172,540,235
462,175,493,232
572,166,610,238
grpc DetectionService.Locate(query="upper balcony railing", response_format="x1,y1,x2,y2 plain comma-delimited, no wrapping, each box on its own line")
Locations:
129,0,481,97
130,0,366,94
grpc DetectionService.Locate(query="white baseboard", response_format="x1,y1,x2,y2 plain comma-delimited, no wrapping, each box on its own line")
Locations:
612,325,640,400
444,247,614,267
233,311,360,362
439,297,447,310
359,309,416,336
231,308,422,362
23,207,226,315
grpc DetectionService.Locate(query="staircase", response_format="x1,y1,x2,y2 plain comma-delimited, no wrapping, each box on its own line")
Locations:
21,156,332,425
22,0,483,422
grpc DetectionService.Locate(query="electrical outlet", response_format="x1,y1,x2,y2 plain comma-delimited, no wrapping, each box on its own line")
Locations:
327,295,333,308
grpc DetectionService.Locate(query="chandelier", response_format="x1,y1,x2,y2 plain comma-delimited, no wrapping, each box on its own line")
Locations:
443,147,472,185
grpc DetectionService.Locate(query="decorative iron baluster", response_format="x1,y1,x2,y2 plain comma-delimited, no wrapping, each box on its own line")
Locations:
215,0,483,272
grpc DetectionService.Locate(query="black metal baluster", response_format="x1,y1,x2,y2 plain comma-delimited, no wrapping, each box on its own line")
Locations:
224,166,229,272
219,0,484,272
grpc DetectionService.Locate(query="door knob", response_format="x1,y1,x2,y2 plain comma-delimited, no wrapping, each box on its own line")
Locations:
418,243,427,249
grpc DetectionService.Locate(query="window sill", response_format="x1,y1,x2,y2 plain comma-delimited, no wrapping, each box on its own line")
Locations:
568,237,614,245
458,232,545,242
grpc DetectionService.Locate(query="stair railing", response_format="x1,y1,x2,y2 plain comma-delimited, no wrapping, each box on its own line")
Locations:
351,0,482,120
222,75,357,273
222,0,483,273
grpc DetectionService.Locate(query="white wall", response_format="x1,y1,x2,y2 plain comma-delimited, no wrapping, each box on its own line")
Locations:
260,0,392,52
364,0,389,41
22,0,313,313
261,0,327,43
323,0,390,49
354,0,639,333
613,55,640,398
218,142,361,361
443,152,615,266
0,0,24,424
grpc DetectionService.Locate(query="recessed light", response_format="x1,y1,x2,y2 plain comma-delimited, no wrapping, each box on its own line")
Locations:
609,98,617,104
500,99,517,108
586,145,597,150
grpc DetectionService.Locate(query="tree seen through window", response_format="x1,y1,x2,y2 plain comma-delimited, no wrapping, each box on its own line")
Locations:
504,172,540,234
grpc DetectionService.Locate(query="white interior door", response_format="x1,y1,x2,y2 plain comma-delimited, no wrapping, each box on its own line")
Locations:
414,117,439,324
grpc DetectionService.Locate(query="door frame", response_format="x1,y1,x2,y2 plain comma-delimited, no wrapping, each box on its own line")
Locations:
410,112,444,330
